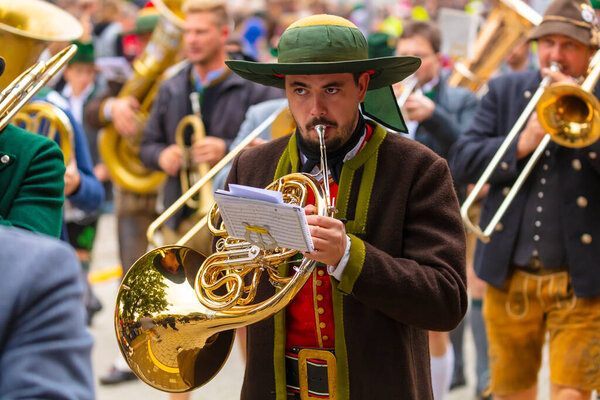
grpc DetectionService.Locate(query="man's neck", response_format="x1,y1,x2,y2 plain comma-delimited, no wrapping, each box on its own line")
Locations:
193,53,227,83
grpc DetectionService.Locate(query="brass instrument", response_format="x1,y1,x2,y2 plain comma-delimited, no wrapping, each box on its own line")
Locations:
0,45,78,133
99,0,187,194
12,101,75,166
115,124,332,392
461,54,600,242
0,0,82,161
396,73,420,109
176,92,214,211
447,0,542,93
147,103,294,248
0,0,82,90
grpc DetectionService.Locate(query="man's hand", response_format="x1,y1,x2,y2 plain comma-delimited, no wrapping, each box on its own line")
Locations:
516,112,546,159
403,92,435,123
93,163,111,182
111,96,140,136
158,144,182,176
64,161,81,196
302,205,347,267
192,136,227,167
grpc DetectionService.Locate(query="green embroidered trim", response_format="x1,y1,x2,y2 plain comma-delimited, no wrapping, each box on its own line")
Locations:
274,134,300,180
337,125,386,234
332,278,350,399
338,234,366,295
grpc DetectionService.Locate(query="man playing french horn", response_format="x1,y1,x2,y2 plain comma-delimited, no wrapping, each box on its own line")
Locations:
450,0,600,398
223,13,467,400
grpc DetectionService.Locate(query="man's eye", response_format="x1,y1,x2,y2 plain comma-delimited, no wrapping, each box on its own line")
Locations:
295,88,307,95
325,88,339,94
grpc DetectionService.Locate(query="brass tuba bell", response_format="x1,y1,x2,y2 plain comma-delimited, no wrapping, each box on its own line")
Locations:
0,0,82,89
98,0,188,194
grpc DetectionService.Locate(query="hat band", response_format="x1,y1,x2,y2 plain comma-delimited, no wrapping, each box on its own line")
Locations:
543,15,592,29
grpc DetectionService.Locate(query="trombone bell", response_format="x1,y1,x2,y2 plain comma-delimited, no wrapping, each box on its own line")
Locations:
536,83,600,148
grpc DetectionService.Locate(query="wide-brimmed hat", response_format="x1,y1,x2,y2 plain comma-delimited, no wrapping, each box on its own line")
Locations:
225,14,420,132
529,0,600,47
226,14,419,90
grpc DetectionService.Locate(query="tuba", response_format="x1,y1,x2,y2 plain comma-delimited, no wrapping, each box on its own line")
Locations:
12,101,76,166
115,125,332,392
99,0,187,194
461,53,600,242
0,0,82,161
0,45,78,133
447,0,541,93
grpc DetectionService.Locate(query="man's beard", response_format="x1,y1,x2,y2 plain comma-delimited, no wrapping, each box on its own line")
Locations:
301,117,355,153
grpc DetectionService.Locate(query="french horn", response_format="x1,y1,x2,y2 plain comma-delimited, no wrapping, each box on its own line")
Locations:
115,125,334,392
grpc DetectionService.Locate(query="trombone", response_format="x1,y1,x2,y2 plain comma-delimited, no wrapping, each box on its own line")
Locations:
147,102,291,248
461,53,600,242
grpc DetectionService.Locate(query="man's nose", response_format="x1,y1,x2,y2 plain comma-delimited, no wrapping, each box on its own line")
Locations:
310,94,326,117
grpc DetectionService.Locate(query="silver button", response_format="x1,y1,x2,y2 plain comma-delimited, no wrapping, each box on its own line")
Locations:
538,192,544,199
545,150,551,157
577,196,588,208
540,178,546,185
537,206,543,213
0,155,9,164
535,221,541,227
524,90,532,98
500,161,509,170
543,164,549,171
495,223,504,232
502,187,510,196
572,159,582,170
581,234,592,245
534,235,540,242
589,152,597,160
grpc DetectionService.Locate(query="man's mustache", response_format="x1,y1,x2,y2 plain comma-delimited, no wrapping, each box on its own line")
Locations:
306,118,337,131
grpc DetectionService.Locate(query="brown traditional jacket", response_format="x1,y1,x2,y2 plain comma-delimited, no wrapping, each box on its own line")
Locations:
226,123,467,400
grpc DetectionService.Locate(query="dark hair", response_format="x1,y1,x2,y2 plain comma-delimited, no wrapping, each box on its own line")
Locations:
400,20,441,54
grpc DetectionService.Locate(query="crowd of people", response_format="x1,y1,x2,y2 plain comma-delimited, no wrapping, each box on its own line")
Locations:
1,0,600,399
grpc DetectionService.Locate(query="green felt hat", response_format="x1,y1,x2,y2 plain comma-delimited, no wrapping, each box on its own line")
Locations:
69,41,95,65
225,14,421,132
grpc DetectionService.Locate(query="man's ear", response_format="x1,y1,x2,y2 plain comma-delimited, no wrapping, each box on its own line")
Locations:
358,72,370,102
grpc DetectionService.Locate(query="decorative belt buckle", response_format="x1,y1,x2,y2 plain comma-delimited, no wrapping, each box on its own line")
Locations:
298,348,337,400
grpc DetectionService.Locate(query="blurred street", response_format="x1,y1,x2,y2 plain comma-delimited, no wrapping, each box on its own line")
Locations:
89,212,549,400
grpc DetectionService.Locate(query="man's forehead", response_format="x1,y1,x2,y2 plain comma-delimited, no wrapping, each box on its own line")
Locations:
284,72,357,86
539,33,587,46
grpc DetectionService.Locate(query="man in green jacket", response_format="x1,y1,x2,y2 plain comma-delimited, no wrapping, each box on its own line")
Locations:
0,122,65,238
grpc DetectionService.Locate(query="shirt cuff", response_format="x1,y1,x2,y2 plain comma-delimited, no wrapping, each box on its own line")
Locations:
327,234,351,281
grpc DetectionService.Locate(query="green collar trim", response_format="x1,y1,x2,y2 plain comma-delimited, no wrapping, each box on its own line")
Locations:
336,124,386,234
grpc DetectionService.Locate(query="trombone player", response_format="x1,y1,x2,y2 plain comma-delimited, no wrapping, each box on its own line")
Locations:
449,0,600,398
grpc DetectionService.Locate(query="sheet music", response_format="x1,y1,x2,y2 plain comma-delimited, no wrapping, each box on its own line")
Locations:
214,190,314,252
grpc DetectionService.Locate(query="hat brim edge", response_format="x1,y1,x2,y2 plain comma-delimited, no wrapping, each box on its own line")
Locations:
225,56,421,90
